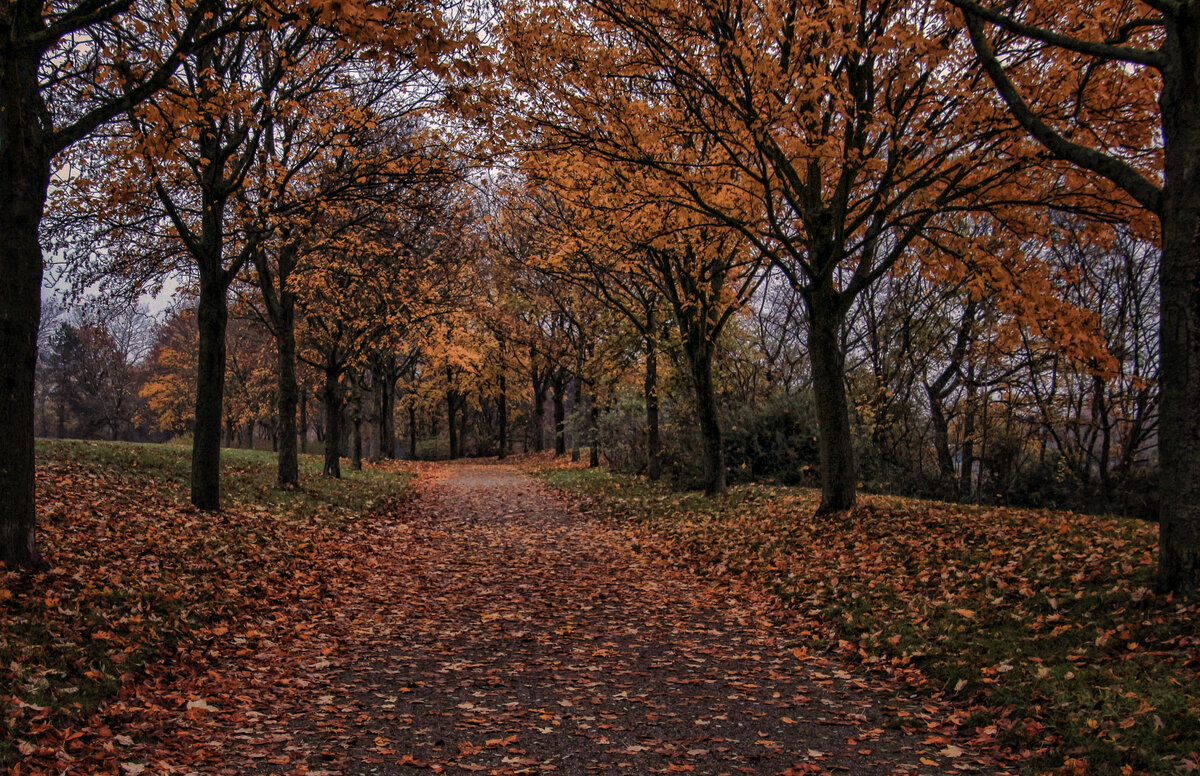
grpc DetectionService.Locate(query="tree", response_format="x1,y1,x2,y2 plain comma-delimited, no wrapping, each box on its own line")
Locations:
297,169,474,475
948,0,1196,589
498,0,1057,510
111,12,331,507
49,0,457,508
42,308,151,441
55,8,329,505
141,308,200,437
241,16,452,486
501,167,763,494
0,0,247,568
495,184,667,478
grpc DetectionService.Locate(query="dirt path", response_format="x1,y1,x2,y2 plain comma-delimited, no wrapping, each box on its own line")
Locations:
217,463,1007,776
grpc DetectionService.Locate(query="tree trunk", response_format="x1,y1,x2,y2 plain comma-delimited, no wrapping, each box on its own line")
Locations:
552,370,566,456
368,372,381,462
589,396,600,468
299,389,308,454
533,367,547,452
458,398,468,457
0,108,49,569
686,342,726,496
408,405,417,460
447,387,459,459
351,390,363,471
1092,374,1113,501
322,365,342,478
571,373,583,462
927,384,955,480
378,360,395,460
644,331,662,481
1157,32,1200,589
190,277,228,510
960,375,977,497
807,292,856,512
274,291,299,488
498,373,508,460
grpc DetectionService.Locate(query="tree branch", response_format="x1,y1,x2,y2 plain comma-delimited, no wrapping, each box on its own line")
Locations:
947,0,1164,67
963,11,1162,214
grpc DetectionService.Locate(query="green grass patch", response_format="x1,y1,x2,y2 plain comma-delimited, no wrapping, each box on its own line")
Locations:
542,466,1199,776
36,438,406,516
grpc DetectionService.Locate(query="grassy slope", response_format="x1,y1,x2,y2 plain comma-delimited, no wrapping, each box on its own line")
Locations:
541,466,1198,776
0,440,412,766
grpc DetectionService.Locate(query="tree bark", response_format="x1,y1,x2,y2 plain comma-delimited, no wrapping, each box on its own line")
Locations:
274,290,299,488
0,91,49,568
458,398,468,457
408,405,417,460
927,384,956,480
1157,23,1200,589
447,386,459,459
377,357,395,459
926,299,975,484
322,365,342,478
190,276,228,510
807,291,856,512
960,373,977,497
498,373,508,460
534,391,546,451
299,388,308,454
571,373,583,462
351,389,363,471
644,330,662,481
552,370,567,456
589,396,600,468
686,341,726,496
532,354,548,452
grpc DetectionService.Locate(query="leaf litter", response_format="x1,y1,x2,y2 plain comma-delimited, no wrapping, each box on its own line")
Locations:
5,456,1011,775
214,463,1010,775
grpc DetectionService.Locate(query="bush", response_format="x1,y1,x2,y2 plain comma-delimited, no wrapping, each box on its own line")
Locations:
595,392,649,474
595,391,823,490
414,436,450,460
723,393,821,485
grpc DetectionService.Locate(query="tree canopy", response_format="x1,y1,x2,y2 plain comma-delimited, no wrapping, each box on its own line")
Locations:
4,0,1193,596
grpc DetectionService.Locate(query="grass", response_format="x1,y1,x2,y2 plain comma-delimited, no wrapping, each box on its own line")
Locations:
38,438,405,517
539,465,1199,776
1,439,412,768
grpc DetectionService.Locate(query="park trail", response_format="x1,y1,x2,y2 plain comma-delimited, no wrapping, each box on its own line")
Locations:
203,462,1010,776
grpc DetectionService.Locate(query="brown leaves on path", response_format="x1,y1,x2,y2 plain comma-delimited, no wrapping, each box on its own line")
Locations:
204,463,1011,776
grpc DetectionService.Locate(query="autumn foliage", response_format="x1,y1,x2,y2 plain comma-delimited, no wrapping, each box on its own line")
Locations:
3,0,1199,772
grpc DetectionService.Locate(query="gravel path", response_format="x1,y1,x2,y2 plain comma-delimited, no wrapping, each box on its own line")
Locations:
224,463,1006,776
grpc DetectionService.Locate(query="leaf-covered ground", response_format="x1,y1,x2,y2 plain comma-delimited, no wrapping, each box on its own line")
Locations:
1,440,411,773
5,450,1014,774
537,465,1200,776
208,463,1008,775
